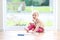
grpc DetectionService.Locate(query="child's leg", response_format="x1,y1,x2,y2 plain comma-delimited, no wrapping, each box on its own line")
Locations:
32,28,35,31
36,27,44,33
25,23,35,33
31,28,35,33
24,26,33,33
24,28,29,33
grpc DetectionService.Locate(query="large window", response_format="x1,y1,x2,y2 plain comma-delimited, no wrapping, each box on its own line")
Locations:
7,0,51,13
3,0,56,31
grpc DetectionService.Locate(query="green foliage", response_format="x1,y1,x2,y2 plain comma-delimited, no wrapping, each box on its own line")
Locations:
25,0,32,6
25,0,49,6
20,0,25,2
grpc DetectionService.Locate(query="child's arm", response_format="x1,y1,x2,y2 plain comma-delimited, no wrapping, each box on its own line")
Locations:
38,19,44,27
39,21,44,27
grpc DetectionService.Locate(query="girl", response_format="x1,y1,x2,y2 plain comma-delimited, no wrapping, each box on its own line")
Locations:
25,11,44,33
32,11,44,33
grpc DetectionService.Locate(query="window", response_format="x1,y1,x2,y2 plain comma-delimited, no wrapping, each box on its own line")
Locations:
7,0,51,13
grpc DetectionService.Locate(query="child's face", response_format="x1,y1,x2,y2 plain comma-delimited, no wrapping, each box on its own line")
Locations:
32,12,39,19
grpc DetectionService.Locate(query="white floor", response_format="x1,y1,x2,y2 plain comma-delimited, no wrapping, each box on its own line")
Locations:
0,31,57,40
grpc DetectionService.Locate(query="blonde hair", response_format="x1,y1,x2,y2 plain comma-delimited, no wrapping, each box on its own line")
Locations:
32,10,39,16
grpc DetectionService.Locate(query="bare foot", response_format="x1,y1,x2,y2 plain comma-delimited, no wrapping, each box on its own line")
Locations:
24,28,29,33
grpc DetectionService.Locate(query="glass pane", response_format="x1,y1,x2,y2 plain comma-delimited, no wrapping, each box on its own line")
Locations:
7,0,51,13
5,0,55,31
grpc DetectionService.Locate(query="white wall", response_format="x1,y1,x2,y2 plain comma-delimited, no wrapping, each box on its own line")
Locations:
0,0,3,31
58,0,60,31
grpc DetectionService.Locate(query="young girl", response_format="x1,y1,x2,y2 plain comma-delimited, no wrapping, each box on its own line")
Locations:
32,11,44,33
25,11,44,33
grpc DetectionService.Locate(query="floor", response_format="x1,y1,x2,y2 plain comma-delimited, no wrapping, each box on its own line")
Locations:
0,31,58,40
57,31,60,40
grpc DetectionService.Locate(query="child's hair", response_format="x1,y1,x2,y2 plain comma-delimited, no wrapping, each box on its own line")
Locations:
32,10,39,16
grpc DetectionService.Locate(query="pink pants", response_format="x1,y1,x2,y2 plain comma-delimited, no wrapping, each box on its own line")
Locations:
28,23,36,30
27,23,44,33
36,27,44,33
